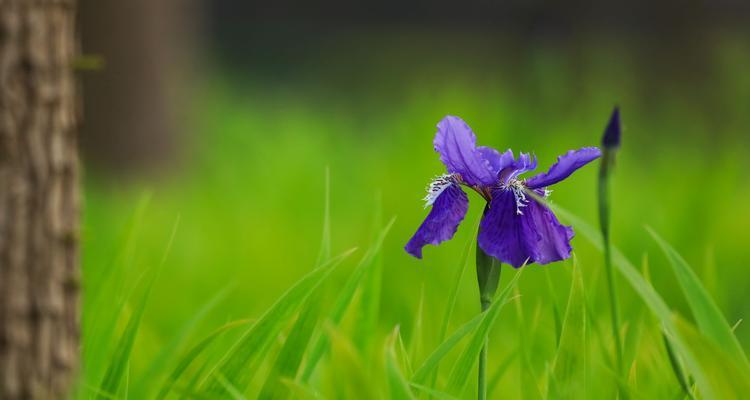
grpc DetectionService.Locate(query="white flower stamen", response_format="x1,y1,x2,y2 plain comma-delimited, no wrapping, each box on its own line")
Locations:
423,174,456,208
505,179,529,215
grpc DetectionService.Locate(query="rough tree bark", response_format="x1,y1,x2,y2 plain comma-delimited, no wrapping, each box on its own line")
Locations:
0,0,80,399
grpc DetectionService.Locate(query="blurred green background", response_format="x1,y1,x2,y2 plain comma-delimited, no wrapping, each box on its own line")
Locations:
77,1,750,397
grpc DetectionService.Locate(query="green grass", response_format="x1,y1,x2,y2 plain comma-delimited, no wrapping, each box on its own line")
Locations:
78,36,750,399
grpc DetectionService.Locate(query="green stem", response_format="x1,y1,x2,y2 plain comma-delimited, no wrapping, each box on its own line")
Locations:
476,233,501,400
599,150,625,397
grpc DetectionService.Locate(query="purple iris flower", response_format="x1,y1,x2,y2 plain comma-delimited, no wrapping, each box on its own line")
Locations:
405,115,601,268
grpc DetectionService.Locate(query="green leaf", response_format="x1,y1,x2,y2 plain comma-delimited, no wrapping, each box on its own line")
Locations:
199,248,357,395
96,216,179,399
155,319,251,400
549,259,587,399
647,227,750,370
257,294,322,400
428,226,477,389
385,328,417,400
96,272,156,399
315,167,332,267
410,270,521,387
443,269,523,396
409,383,460,400
671,315,750,400
299,218,395,382
134,284,233,398
550,204,750,399
352,194,385,353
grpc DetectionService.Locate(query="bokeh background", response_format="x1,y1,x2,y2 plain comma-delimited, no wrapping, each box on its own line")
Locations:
77,1,750,397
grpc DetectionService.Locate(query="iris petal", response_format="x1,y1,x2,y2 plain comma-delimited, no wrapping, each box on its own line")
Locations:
525,147,601,189
434,116,497,186
477,147,515,177
499,152,537,183
478,189,574,268
405,183,469,259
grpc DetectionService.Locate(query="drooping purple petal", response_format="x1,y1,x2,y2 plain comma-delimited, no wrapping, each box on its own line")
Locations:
478,188,574,268
434,116,497,186
405,183,469,259
523,197,574,264
477,189,535,268
525,147,601,189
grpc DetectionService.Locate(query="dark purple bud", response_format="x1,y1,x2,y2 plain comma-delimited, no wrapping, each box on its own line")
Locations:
601,107,621,149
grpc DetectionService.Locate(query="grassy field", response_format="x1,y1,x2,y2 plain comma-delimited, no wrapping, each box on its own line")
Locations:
78,36,750,399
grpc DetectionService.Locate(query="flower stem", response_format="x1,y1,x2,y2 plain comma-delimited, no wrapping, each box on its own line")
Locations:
599,145,625,397
476,235,501,400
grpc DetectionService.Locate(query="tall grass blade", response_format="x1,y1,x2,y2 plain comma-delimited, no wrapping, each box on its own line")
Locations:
549,259,587,398
550,204,750,399
410,270,521,386
671,315,750,400
443,270,522,396
409,383,460,400
96,216,179,399
258,295,322,400
134,284,233,398
155,319,251,400
315,167,332,267
487,349,517,398
85,193,152,383
299,218,396,382
662,332,695,400
353,193,385,353
386,328,417,400
647,227,750,369
199,248,357,395
428,224,477,390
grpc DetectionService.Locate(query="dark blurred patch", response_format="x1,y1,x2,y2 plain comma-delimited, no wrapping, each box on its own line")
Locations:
78,0,199,174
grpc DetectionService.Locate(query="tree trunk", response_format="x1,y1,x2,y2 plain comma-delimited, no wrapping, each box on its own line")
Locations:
0,0,80,399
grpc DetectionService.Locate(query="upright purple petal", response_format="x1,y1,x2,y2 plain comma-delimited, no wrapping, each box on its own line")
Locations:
477,147,515,177
434,116,497,186
498,152,537,184
405,183,469,259
525,147,601,189
478,188,574,268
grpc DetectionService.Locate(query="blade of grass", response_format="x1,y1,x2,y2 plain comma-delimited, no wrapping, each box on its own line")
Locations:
486,349,517,398
199,247,357,395
315,167,332,267
324,322,377,398
155,319,252,400
257,294,323,400
299,218,396,382
134,284,234,398
215,372,248,400
549,203,750,399
410,270,521,386
671,315,750,399
279,378,324,400
662,332,695,400
410,383,460,400
647,227,750,370
386,327,417,400
85,193,152,382
428,222,478,390
443,269,523,396
96,216,179,399
353,193,385,354
409,284,426,363
549,258,587,398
